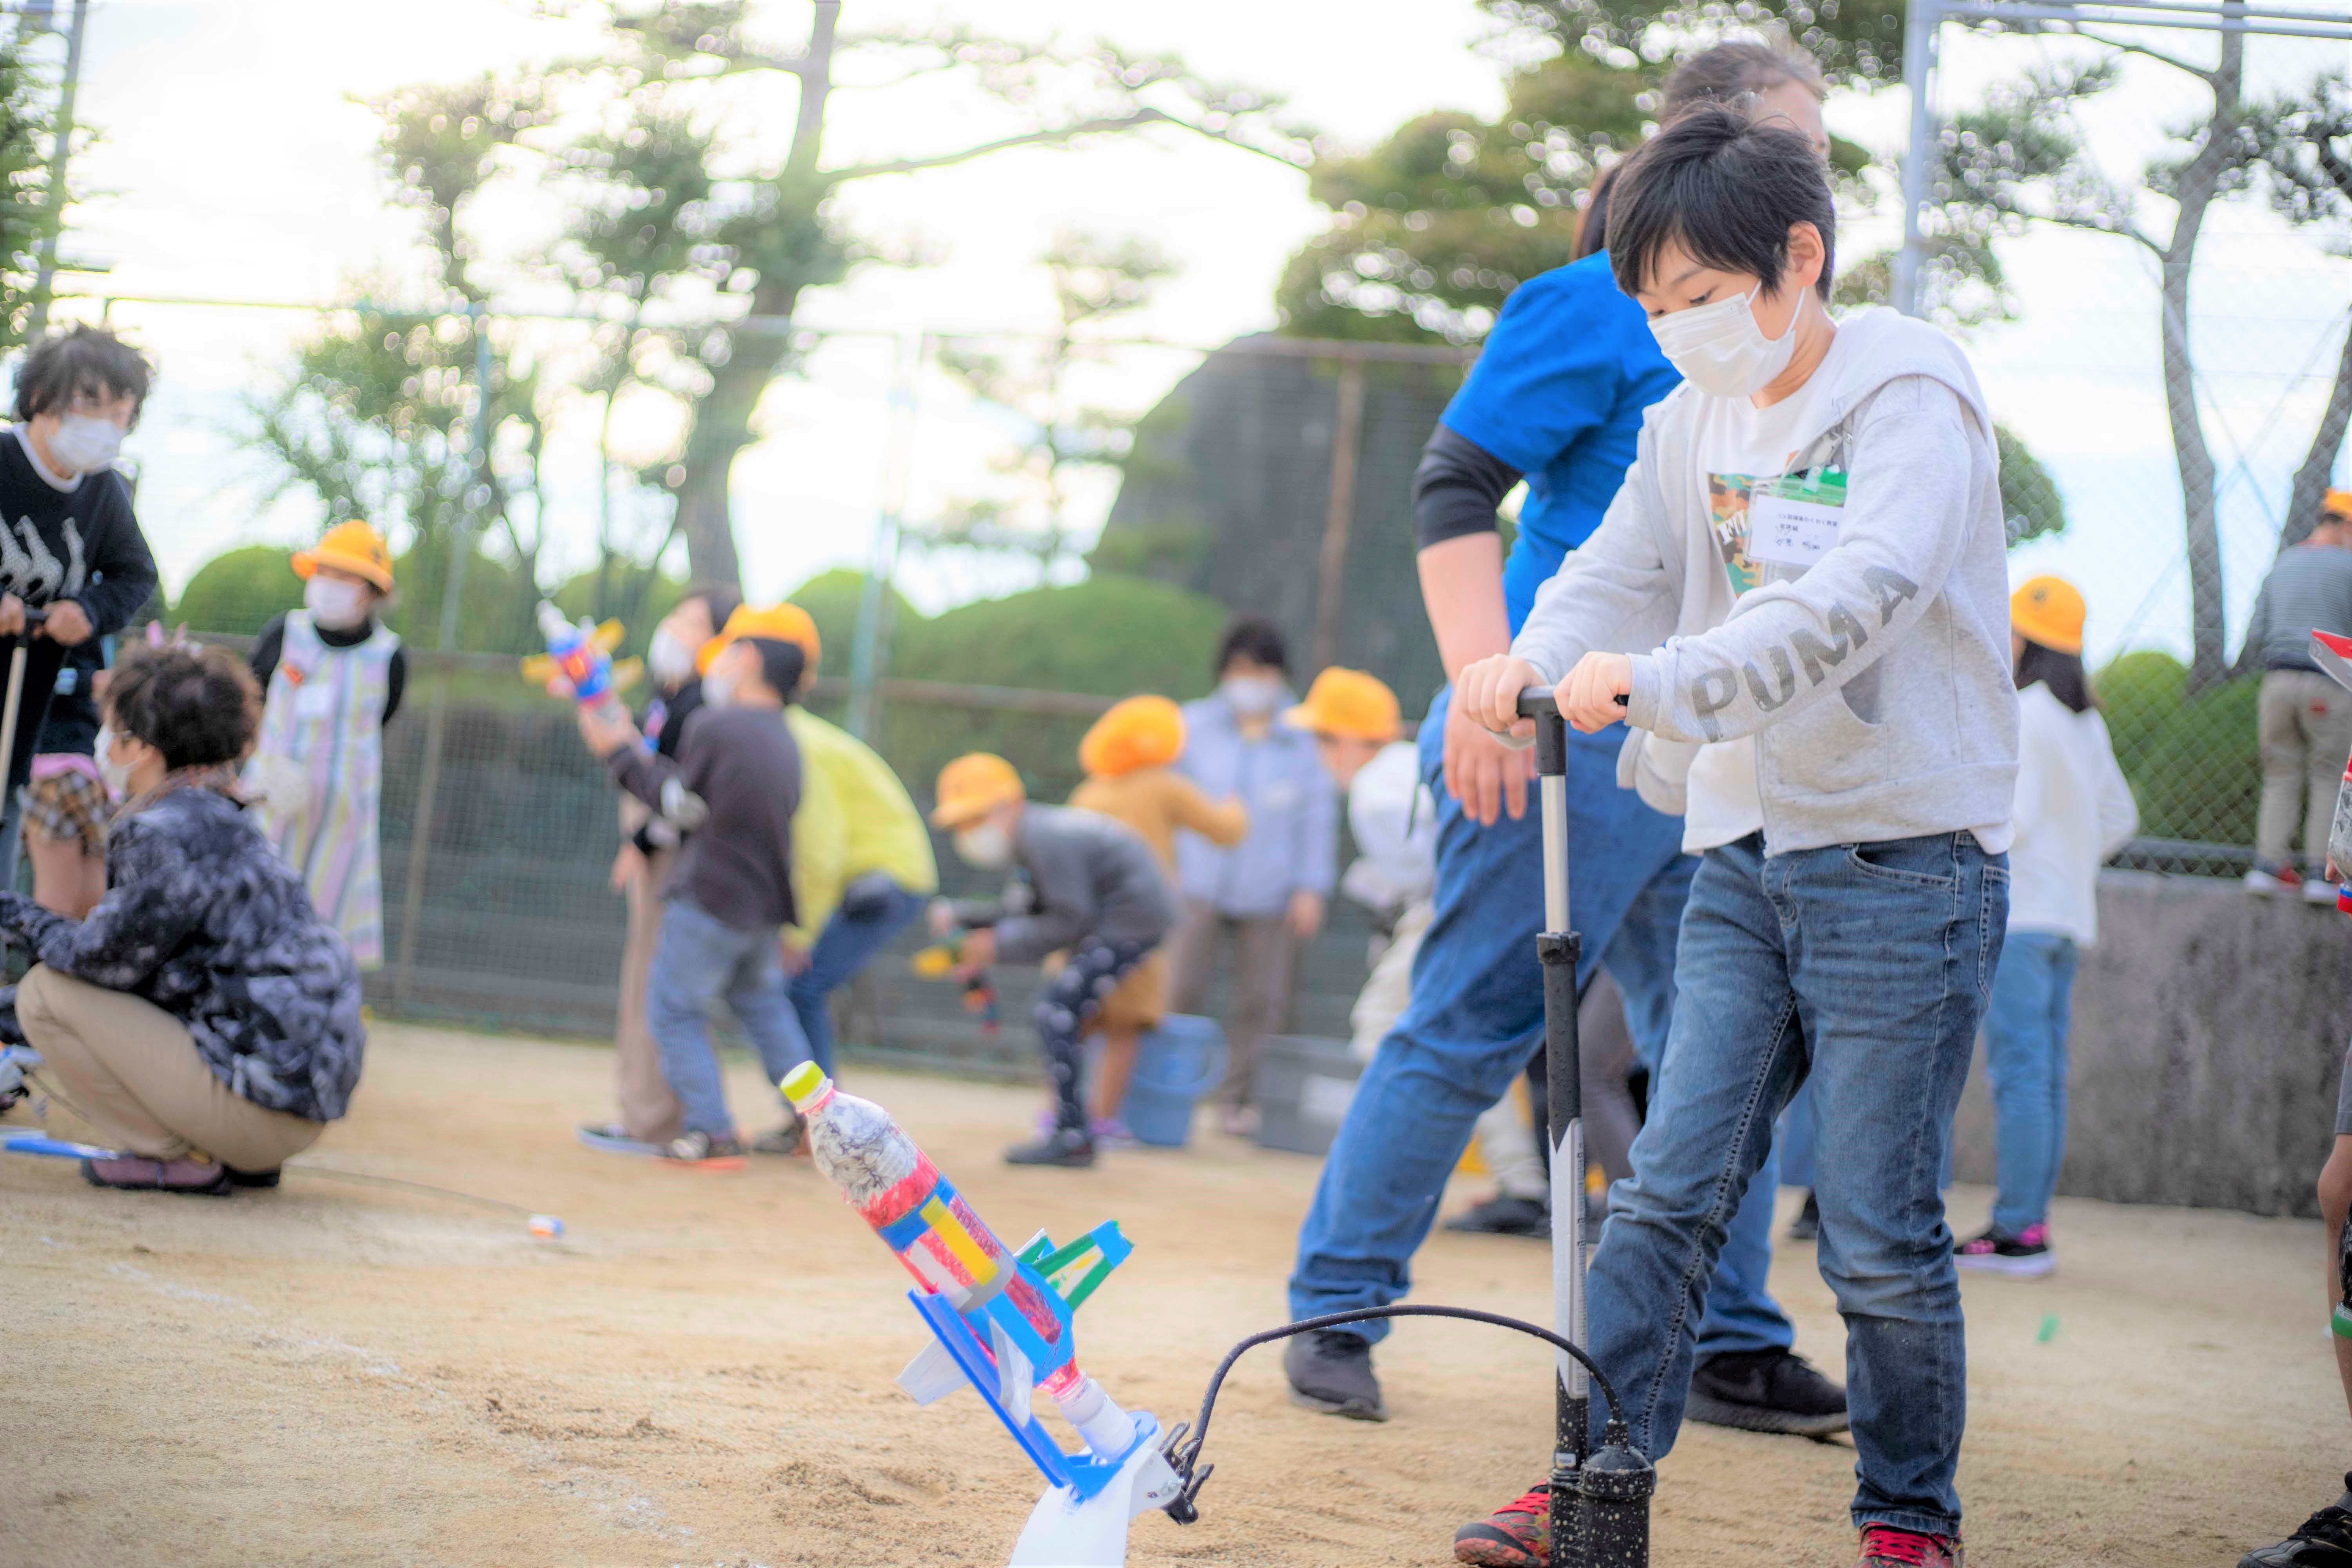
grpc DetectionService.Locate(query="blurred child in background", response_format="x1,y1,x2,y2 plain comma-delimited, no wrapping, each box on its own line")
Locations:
1067,694,1245,1140
929,752,1176,1168
579,582,741,1152
246,521,405,970
24,639,111,918
578,606,812,1168
0,325,160,892
759,605,938,1095
1954,577,2137,1278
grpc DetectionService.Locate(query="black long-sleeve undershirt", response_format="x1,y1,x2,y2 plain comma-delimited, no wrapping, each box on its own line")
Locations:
1411,424,1525,553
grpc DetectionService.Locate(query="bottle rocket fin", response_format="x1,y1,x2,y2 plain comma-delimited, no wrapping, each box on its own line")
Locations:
895,1339,969,1407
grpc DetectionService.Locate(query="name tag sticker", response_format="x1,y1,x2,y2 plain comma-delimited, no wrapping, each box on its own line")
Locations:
294,682,337,720
1746,494,1842,570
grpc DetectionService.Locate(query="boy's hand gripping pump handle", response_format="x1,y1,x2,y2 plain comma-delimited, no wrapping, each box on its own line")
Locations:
1517,688,1655,1568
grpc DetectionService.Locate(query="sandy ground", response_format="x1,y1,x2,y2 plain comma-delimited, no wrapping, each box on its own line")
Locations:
0,1022,2341,1568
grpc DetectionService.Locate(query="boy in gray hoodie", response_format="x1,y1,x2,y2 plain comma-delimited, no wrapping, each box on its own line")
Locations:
1454,108,2014,1568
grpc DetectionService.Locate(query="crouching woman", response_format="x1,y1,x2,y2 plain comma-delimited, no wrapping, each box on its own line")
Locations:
0,643,364,1195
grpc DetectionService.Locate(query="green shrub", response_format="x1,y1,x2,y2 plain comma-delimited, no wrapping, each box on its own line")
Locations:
2096,650,2259,846
172,544,303,636
787,568,921,680
550,567,686,660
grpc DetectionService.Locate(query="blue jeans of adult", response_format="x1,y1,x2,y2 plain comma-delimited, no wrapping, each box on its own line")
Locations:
788,880,927,1077
646,897,813,1136
1979,929,2079,1236
1288,685,1793,1359
1780,1078,1817,1190
1584,831,2005,1537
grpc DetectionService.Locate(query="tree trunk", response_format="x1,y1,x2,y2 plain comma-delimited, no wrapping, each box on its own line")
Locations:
666,2,837,589
2168,10,2243,693
670,281,801,588
2281,315,2352,552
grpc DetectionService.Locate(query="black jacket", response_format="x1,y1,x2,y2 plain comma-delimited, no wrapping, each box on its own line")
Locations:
0,432,160,787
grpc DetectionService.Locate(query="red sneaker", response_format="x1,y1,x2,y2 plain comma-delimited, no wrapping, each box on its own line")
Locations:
1454,1483,1553,1566
1858,1524,1964,1566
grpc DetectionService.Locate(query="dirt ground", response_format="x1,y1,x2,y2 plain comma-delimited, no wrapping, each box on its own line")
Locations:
0,1023,2339,1568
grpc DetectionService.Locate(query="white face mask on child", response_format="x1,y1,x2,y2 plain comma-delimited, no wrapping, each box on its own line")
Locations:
648,627,697,687
94,724,131,799
304,576,372,630
49,414,124,475
953,821,1014,869
1647,283,1806,400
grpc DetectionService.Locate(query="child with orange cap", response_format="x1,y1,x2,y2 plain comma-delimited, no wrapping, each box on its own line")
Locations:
246,521,407,968
1950,576,2136,1276
928,752,1177,1167
1066,695,1246,1138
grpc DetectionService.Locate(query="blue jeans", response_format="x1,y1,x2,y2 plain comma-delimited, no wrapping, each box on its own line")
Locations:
1585,831,2005,1536
788,881,926,1076
1288,685,1793,1359
1980,930,2079,1236
646,897,813,1136
1780,1078,1817,1190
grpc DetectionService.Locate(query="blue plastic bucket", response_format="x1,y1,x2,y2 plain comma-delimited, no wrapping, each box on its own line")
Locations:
1118,1014,1227,1148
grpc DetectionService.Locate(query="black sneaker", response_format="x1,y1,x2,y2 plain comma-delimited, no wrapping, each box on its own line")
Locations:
1954,1221,2054,1278
1788,1190,1820,1241
225,1165,282,1188
1283,1328,1387,1421
1443,1192,1550,1239
2240,1478,2352,1567
659,1130,746,1169
1686,1347,1848,1437
1004,1126,1095,1168
750,1119,807,1157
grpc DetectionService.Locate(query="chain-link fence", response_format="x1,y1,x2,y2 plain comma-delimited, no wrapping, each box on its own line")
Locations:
39,199,2346,1052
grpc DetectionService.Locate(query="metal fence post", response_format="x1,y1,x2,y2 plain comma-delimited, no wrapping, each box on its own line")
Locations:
849,330,924,741
1894,0,1942,318
393,301,493,1004
1311,350,1368,673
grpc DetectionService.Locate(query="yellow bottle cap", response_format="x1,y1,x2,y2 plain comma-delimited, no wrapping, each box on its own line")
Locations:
780,1061,829,1108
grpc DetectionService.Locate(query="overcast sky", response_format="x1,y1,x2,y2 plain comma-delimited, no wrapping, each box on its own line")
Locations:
41,0,2352,662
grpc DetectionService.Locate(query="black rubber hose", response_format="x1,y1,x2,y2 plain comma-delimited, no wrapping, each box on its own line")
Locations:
1170,1303,1631,1479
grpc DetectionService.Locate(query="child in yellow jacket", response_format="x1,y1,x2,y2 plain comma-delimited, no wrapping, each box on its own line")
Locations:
1065,695,1245,1136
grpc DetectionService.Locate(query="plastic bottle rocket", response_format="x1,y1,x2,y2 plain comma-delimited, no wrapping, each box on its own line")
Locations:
529,600,630,720
779,1062,1136,1464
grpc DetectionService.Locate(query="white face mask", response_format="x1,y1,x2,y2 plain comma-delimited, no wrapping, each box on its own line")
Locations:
1648,283,1806,400
701,668,738,709
1221,675,1284,716
648,627,697,687
94,724,132,799
953,820,1014,869
49,413,124,474
304,575,372,630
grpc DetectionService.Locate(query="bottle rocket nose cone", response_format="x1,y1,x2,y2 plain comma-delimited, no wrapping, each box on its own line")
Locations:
780,1061,829,1108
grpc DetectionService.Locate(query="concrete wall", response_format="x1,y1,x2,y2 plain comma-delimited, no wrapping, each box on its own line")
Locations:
1948,870,2349,1218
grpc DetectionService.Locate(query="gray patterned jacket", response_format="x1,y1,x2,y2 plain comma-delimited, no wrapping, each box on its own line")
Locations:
0,780,365,1121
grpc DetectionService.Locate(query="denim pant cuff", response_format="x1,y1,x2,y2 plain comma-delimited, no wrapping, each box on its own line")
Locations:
1854,1508,1963,1539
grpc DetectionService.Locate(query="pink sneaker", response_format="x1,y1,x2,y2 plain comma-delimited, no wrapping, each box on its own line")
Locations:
1090,1116,1138,1148
1954,1221,2053,1277
1857,1524,1962,1566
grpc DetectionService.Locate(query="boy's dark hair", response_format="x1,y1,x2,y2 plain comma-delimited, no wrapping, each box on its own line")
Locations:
1661,41,1826,122
1606,104,1836,304
684,581,743,633
1214,613,1289,677
2015,639,2096,714
745,637,806,702
1574,163,1620,262
104,644,258,771
15,324,154,426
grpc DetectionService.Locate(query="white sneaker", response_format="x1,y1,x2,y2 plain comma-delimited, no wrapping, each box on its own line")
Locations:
2306,877,2343,906
2245,864,2303,897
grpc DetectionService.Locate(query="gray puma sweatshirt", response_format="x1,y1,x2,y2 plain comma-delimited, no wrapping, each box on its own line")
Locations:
1509,308,2018,856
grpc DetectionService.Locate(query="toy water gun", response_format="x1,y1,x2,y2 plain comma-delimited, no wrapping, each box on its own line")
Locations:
913,938,1000,1034
779,1064,1181,1560
523,600,642,718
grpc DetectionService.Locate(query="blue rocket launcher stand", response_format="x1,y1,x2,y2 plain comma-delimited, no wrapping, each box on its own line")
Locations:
894,1221,1185,1565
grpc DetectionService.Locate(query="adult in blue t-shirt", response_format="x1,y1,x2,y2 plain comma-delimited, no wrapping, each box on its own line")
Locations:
1283,183,1840,1439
